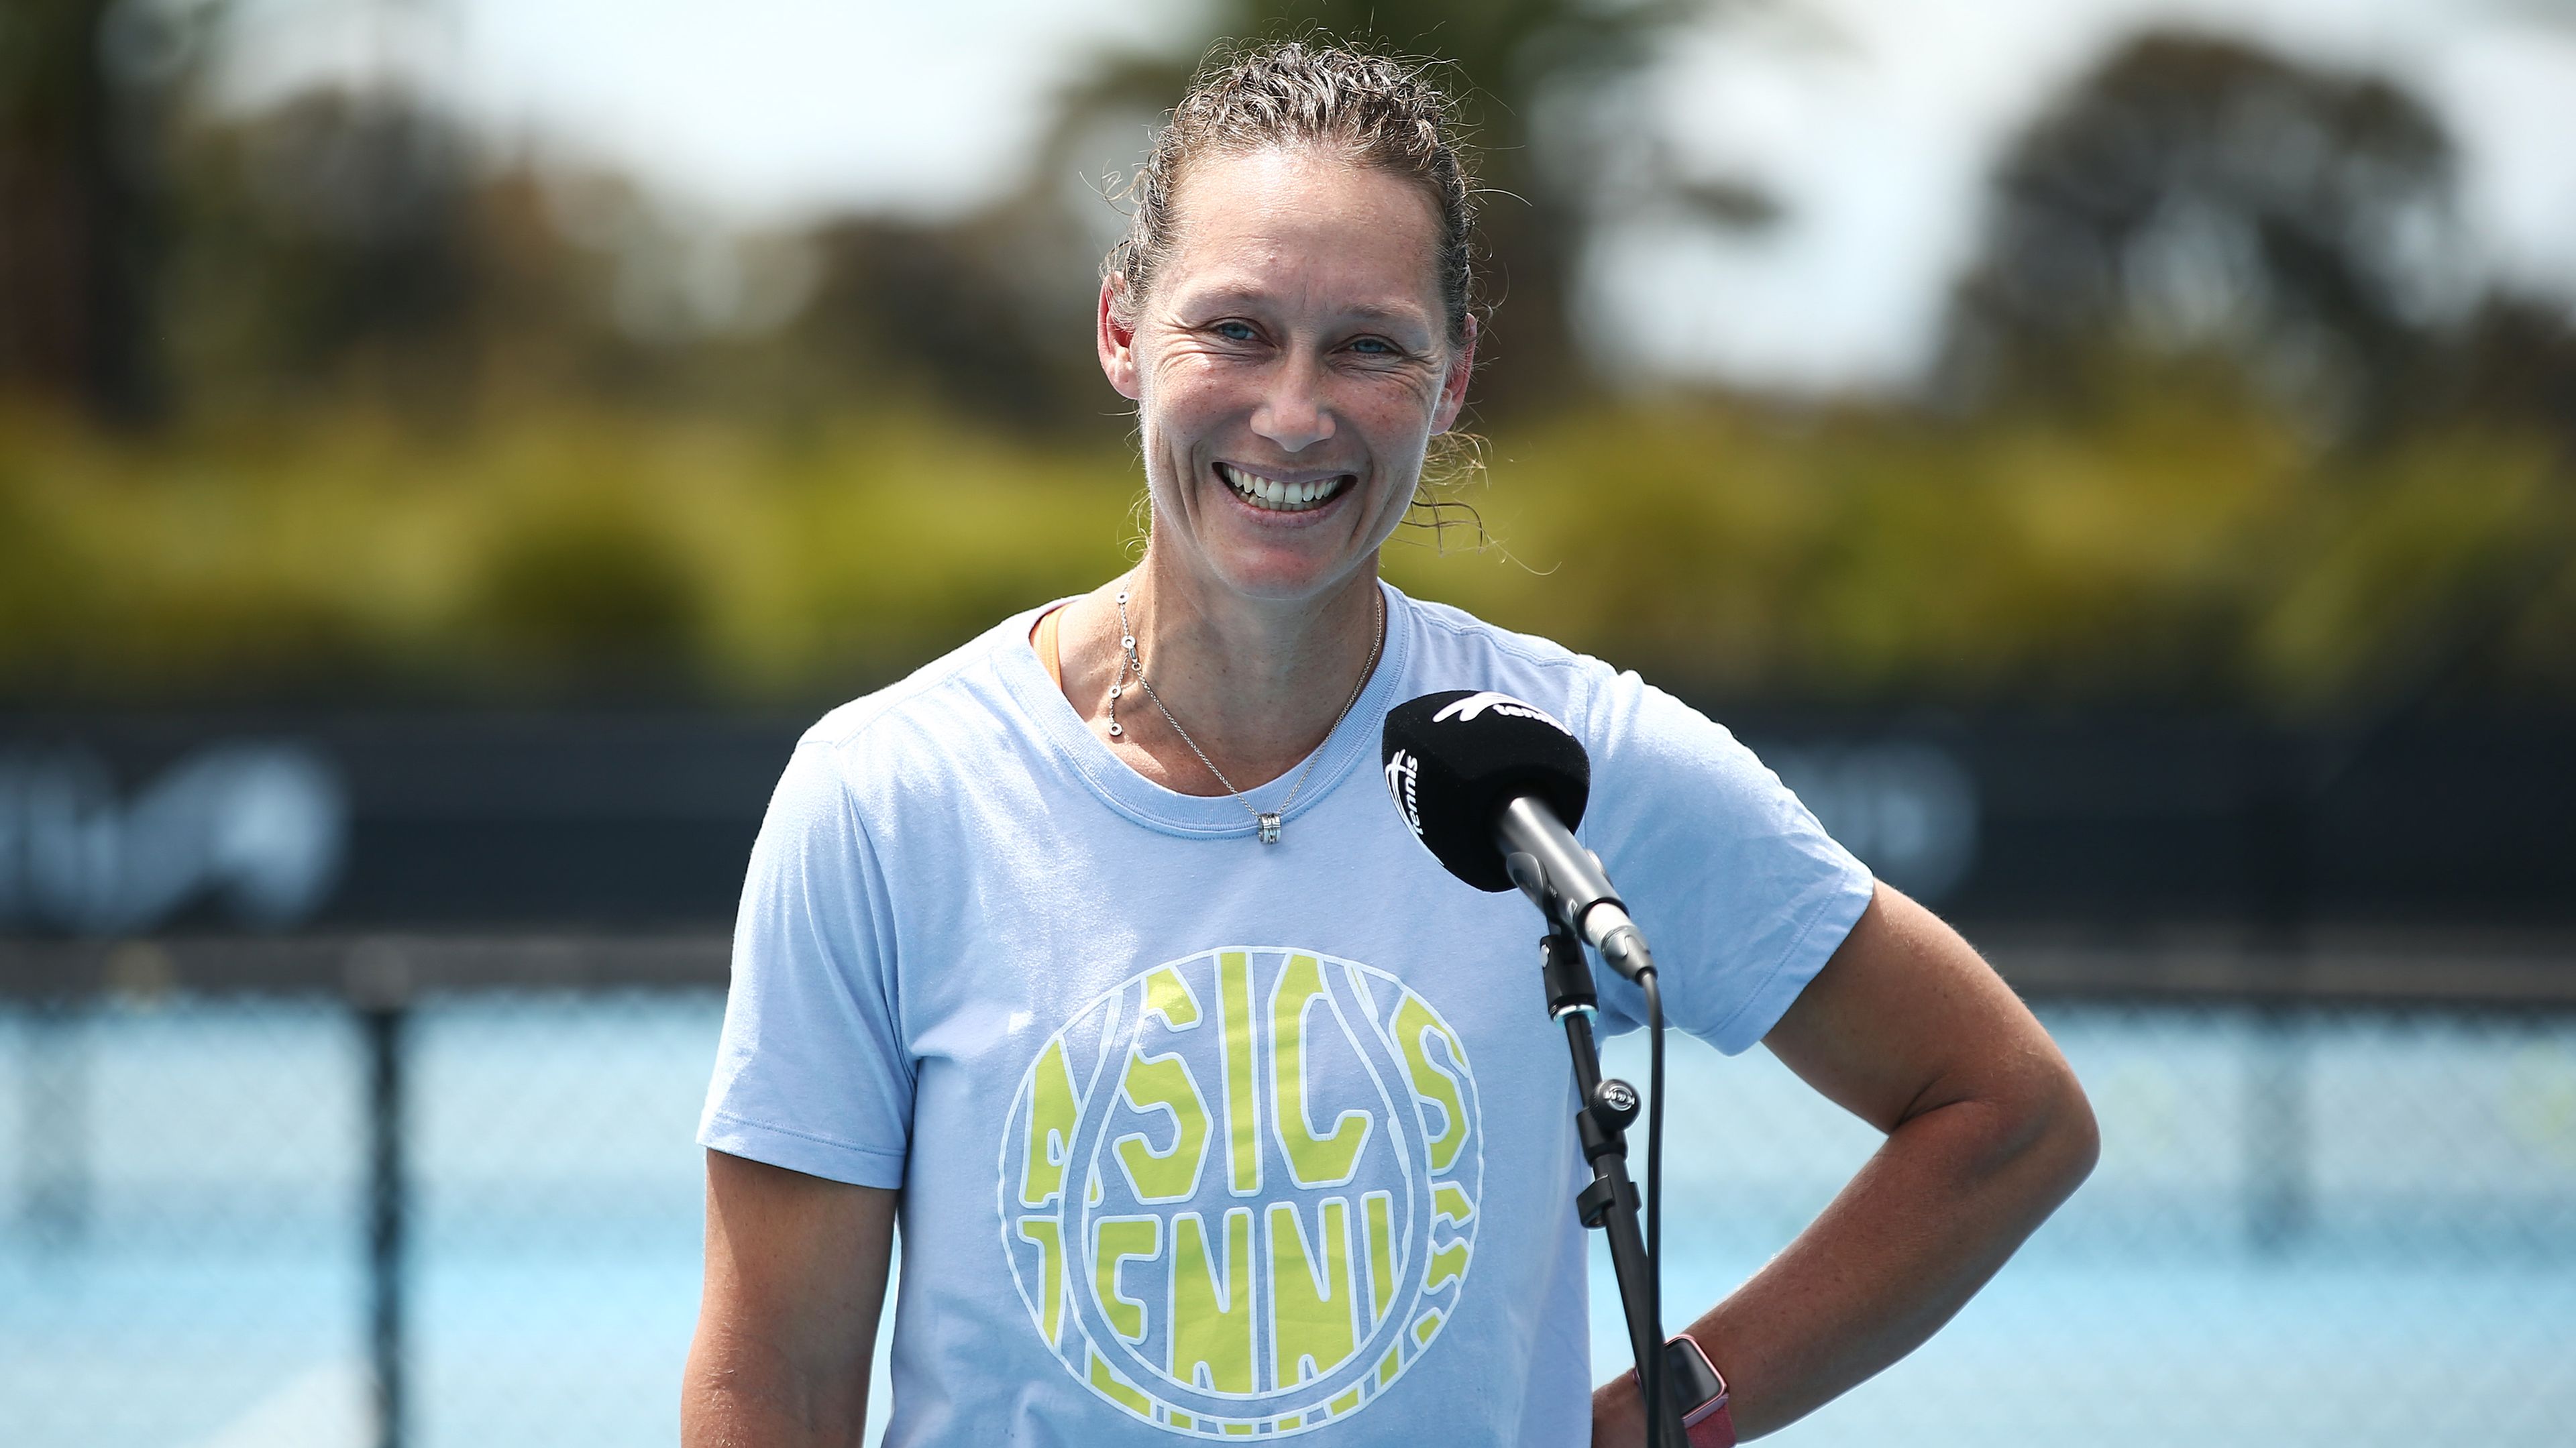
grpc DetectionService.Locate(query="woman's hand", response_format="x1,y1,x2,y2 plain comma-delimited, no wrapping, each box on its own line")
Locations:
1589,1364,1654,1445
1591,884,2098,1443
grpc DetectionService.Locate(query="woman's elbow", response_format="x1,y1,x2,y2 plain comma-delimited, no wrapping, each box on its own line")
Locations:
2021,1057,2100,1207
1953,1050,2098,1212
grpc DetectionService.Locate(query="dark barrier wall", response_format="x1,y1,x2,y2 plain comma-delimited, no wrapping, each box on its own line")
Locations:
1,710,2571,935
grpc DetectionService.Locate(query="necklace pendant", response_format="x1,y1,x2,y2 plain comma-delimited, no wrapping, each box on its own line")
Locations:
1256,812,1282,844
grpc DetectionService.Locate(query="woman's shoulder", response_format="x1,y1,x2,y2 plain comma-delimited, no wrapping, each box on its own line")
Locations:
792,603,1058,776
1400,590,1600,671
1395,587,1623,726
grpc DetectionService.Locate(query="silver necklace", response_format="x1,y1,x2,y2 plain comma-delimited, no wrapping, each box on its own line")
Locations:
1108,581,1384,844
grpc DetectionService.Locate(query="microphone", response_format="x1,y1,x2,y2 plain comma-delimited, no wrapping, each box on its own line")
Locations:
1382,690,1655,981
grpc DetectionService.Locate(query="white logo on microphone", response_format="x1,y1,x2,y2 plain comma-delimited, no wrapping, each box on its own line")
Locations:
1384,749,1421,836
1430,692,1568,735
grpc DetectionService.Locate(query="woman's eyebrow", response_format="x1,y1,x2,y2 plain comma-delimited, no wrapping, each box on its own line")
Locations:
1336,302,1434,330
1174,284,1432,329
1170,282,1273,313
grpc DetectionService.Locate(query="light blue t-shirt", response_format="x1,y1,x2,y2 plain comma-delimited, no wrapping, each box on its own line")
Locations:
699,581,1874,1446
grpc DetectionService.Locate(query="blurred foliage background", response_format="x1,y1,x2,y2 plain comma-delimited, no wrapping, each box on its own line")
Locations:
1,0,2571,715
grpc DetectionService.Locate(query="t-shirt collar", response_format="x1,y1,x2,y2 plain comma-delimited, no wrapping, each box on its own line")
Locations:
994,579,1415,840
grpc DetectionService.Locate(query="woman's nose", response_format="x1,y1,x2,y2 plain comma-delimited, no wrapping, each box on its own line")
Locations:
1250,361,1335,454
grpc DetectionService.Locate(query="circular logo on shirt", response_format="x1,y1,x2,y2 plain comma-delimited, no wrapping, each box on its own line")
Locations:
996,946,1483,1437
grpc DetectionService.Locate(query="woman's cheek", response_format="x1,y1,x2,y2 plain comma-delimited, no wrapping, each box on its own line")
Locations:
1349,363,1444,420
1149,359,1240,429
1345,392,1436,456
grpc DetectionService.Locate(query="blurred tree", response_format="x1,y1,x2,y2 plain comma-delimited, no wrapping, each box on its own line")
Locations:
2442,296,2576,454
1943,32,2464,441
783,213,1106,431
1940,30,2576,718
85,1,1741,434
0,0,197,425
829,0,1720,431
164,87,481,408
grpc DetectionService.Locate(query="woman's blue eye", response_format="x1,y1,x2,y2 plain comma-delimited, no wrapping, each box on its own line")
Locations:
1350,337,1395,355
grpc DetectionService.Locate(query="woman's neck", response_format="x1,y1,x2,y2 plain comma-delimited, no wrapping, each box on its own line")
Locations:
1053,549,1385,796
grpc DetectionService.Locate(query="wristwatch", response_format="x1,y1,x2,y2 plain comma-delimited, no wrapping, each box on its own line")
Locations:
1663,1334,1734,1447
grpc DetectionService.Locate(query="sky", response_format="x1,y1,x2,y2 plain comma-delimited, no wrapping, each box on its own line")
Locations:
211,0,2576,394
1588,0,2576,390
211,0,1206,222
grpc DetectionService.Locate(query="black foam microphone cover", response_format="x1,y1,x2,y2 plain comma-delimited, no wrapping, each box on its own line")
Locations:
1381,689,1591,892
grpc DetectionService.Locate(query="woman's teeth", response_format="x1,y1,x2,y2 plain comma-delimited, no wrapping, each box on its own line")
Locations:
1219,463,1346,512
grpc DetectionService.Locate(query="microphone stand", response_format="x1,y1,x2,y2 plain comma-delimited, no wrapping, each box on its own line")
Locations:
1537,916,1685,1448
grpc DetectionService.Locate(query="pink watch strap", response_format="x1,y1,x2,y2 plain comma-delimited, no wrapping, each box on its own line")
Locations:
1667,1334,1733,1448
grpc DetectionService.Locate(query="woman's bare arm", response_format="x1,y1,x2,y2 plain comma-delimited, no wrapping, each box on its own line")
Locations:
1593,883,2100,1442
683,1150,898,1448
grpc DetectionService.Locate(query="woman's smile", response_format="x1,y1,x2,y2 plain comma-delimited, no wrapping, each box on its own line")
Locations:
1214,460,1358,516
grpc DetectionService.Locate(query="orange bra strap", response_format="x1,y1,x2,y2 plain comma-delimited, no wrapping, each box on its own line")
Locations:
1031,605,1066,689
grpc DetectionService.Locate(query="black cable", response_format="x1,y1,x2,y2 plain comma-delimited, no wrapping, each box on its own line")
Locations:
1642,966,1666,1447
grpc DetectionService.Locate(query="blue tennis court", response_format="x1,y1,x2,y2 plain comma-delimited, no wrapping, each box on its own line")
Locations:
4,993,2571,1446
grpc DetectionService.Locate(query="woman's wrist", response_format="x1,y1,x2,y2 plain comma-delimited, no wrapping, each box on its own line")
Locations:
1594,1351,1737,1448
1688,1398,1739,1446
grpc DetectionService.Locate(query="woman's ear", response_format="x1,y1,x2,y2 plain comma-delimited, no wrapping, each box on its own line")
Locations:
1432,312,1478,435
1097,276,1142,401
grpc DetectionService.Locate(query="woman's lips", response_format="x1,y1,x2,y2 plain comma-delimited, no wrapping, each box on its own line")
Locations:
1217,460,1356,514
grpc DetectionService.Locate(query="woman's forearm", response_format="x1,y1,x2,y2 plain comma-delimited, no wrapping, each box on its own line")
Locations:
1705,1068,2096,1435
1593,1062,2098,1441
682,1331,873,1448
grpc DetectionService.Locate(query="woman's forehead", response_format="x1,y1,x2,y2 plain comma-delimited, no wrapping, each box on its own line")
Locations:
1159,147,1444,321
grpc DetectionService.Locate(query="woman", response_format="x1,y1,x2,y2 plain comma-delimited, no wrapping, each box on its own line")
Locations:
684,41,2096,1447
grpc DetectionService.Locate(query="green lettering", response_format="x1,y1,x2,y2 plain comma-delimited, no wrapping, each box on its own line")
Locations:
1016,1217,1065,1345
1020,1038,1080,1208
1169,1209,1255,1394
1220,951,1261,1194
1362,1190,1397,1325
1423,1241,1469,1293
1089,1349,1153,1417
1091,1217,1161,1343
1267,1199,1356,1385
1143,964,1201,1029
1392,996,1470,1172
1271,955,1371,1187
1116,1051,1210,1203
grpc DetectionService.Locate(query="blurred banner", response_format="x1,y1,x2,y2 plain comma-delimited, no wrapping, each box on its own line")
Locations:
4,710,2572,935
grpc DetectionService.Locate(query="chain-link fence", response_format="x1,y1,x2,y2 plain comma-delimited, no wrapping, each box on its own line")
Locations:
5,939,2572,1447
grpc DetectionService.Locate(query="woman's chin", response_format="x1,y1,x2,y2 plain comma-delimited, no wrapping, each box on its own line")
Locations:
1197,550,1355,603
1186,531,1382,603
1180,481,1390,600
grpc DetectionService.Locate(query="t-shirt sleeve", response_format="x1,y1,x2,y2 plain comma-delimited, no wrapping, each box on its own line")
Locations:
1578,669,1876,1054
697,738,915,1188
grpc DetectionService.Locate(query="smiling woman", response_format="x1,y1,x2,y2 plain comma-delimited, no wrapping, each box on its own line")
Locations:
1067,46,1481,797
684,38,2096,1448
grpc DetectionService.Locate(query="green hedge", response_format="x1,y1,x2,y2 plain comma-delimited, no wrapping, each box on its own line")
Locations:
2,389,2567,712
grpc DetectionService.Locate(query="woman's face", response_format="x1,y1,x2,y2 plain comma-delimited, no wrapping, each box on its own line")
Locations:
1099,146,1474,604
